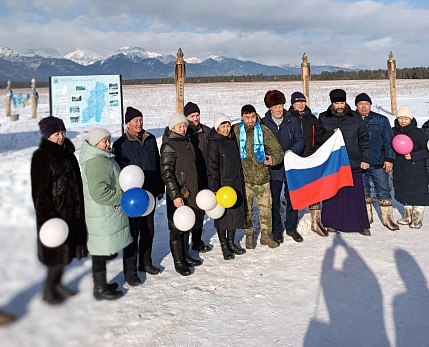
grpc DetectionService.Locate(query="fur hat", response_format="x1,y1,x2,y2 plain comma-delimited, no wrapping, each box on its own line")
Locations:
85,128,111,146
38,116,66,139
291,91,307,104
396,105,413,119
184,102,200,117
264,90,286,108
125,106,143,123
214,113,231,130
168,112,189,130
329,89,347,103
355,93,372,105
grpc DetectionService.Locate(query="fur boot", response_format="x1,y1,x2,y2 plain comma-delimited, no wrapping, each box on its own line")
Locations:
365,196,373,224
397,205,413,225
309,203,328,237
378,199,399,230
410,206,425,229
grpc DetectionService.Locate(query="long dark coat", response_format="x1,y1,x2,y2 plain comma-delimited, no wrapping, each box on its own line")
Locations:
187,123,211,189
392,118,429,206
206,128,246,230
31,138,87,266
160,128,204,232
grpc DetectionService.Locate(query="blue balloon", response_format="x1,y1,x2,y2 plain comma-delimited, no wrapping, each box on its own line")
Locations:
120,188,149,217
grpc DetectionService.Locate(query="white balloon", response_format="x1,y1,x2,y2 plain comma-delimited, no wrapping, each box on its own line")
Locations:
196,189,217,211
205,203,225,219
39,218,69,248
173,206,196,231
141,191,155,217
119,165,145,192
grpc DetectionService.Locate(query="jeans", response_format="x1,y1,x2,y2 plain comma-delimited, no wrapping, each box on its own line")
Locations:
270,180,298,234
362,167,391,199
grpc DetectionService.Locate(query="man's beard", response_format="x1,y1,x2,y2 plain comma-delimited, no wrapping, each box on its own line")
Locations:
331,104,349,118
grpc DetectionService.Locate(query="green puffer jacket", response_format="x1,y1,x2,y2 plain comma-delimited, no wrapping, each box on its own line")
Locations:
79,140,132,256
232,121,284,186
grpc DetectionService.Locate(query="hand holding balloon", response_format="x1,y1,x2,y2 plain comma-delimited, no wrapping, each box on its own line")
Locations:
392,134,413,155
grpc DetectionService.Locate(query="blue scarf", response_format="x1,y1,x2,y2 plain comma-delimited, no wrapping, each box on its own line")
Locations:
239,120,266,162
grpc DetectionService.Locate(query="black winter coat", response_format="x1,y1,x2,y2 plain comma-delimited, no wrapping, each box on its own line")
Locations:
316,104,371,173
187,123,211,189
207,128,246,230
31,138,87,266
160,128,204,232
392,118,429,206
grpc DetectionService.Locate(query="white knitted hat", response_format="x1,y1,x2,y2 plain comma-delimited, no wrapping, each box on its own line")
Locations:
168,112,189,130
396,105,413,119
85,128,111,146
214,113,231,130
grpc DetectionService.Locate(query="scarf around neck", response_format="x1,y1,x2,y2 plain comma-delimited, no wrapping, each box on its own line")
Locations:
239,120,266,162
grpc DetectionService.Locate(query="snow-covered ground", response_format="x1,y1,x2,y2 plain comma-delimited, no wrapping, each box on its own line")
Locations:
0,80,428,347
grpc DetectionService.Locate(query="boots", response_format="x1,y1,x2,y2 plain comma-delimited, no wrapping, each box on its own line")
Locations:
93,271,123,300
227,230,246,255
260,231,280,248
52,266,77,298
398,205,412,225
181,232,202,267
410,206,425,229
245,234,256,249
42,266,65,305
365,196,373,224
310,203,328,237
0,310,15,326
217,229,235,260
191,228,211,253
123,256,141,287
359,229,371,236
379,199,399,230
170,240,192,276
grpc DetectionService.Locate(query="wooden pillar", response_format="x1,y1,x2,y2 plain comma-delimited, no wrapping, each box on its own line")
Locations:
387,51,397,115
174,48,186,114
301,53,311,107
6,80,12,117
31,78,38,119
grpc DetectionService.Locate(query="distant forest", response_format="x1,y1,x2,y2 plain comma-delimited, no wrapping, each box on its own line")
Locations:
3,66,429,89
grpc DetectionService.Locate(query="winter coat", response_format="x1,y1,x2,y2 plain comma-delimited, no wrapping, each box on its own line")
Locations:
79,141,132,256
422,119,429,177
362,111,396,168
112,129,165,197
288,105,325,157
262,110,305,181
316,104,371,173
187,123,211,189
392,118,429,206
160,127,204,232
232,120,284,186
31,138,87,266
207,128,246,230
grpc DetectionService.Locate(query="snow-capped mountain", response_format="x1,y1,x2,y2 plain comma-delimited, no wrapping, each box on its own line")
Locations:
64,49,102,66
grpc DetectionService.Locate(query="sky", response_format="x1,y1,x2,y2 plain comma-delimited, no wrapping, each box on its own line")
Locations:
0,0,428,69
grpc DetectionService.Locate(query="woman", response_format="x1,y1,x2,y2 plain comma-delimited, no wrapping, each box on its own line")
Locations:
160,112,203,276
79,128,132,300
207,113,246,260
392,106,429,228
31,116,88,305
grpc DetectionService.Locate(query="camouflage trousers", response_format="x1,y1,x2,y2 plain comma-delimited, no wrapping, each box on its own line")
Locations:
244,182,272,236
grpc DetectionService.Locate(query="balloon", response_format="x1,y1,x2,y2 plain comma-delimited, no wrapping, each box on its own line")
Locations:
141,191,155,217
392,134,413,155
39,218,69,248
196,189,217,211
427,139,429,151
205,203,225,219
121,188,149,217
173,206,196,231
119,165,145,192
216,186,237,208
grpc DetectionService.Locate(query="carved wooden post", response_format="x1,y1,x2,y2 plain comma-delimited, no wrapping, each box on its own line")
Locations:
387,51,397,115
31,78,38,119
301,53,311,107
6,80,12,117
174,48,186,114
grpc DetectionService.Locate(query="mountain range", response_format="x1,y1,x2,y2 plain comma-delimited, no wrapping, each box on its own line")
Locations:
0,46,367,82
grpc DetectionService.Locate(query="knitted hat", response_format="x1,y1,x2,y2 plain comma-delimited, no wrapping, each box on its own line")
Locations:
396,105,413,119
38,116,66,139
329,89,347,103
125,106,143,123
355,93,372,105
291,91,307,104
168,112,189,130
214,113,231,130
184,102,200,117
85,128,111,146
264,90,286,108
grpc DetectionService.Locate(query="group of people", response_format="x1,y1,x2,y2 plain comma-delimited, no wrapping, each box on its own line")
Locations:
24,89,429,310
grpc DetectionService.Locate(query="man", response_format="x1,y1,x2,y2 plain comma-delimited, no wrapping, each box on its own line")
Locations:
355,93,399,230
262,90,305,243
184,101,211,253
113,106,165,286
316,89,371,236
233,104,284,249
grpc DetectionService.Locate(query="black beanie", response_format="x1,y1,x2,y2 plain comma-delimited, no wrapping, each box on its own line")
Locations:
329,89,347,103
184,102,200,117
38,116,66,139
125,106,143,123
290,91,307,104
355,93,372,105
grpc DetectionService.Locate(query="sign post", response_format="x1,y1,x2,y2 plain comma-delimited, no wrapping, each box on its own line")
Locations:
174,48,186,114
301,53,311,107
387,51,397,115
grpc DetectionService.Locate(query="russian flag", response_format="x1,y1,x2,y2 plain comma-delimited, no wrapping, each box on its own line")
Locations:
284,130,353,210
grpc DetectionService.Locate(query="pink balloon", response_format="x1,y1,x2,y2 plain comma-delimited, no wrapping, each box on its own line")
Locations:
392,134,413,155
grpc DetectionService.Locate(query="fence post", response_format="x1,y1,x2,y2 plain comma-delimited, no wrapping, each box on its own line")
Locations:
6,80,12,117
31,78,38,119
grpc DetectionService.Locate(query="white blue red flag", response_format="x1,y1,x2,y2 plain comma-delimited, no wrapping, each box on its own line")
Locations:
284,130,353,210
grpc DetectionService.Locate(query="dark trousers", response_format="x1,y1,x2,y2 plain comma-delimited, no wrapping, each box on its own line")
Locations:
92,254,117,272
270,179,298,234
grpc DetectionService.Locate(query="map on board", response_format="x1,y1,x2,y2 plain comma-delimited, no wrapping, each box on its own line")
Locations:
49,75,123,128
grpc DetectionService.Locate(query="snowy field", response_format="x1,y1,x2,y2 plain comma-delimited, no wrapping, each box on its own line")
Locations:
0,80,429,347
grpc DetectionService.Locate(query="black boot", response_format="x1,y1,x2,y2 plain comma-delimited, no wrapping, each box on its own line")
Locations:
227,230,246,255
93,271,123,300
53,266,78,298
217,229,235,260
170,240,192,276
43,266,65,305
123,254,141,287
181,232,202,267
191,228,211,253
